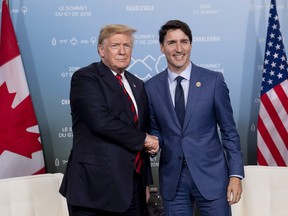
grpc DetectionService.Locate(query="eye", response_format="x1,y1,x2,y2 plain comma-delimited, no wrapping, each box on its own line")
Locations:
111,44,120,49
124,44,132,49
167,41,175,46
182,40,189,44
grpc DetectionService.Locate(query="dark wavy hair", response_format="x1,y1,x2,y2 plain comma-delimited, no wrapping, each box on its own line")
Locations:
159,20,192,44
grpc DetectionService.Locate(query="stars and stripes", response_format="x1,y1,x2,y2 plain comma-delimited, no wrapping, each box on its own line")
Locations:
257,0,288,166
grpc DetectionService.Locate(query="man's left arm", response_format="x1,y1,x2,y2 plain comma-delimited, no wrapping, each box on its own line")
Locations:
214,72,244,205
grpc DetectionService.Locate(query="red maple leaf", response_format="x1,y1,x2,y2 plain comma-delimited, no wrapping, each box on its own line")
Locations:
0,82,42,158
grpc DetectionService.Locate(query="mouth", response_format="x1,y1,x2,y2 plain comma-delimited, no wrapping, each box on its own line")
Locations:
117,58,127,61
173,53,185,59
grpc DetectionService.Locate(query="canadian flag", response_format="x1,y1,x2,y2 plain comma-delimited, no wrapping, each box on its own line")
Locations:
0,0,46,178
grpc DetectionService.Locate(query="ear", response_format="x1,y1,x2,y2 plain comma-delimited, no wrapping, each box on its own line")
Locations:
98,44,104,58
160,44,164,54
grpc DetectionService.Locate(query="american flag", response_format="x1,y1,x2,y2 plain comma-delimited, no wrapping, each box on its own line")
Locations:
257,0,288,166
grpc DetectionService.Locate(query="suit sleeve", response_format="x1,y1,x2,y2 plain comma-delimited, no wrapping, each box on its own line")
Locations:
145,84,163,148
214,73,244,177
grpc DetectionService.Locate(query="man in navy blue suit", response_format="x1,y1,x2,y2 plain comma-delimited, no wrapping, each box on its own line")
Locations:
60,24,159,216
145,20,244,216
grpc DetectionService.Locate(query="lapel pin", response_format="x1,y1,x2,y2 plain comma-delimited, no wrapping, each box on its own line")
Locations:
133,84,136,88
196,82,201,87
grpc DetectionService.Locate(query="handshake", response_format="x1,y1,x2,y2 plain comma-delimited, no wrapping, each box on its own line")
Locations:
144,134,160,155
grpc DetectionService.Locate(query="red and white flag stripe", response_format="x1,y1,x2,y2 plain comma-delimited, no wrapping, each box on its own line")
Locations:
257,80,288,166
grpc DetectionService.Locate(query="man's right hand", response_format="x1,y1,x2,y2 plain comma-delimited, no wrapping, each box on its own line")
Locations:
144,134,159,155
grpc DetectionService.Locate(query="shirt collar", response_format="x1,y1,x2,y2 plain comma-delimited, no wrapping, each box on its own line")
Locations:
111,70,125,77
167,62,192,83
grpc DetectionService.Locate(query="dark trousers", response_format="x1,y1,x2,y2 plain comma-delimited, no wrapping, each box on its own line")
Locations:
68,172,145,216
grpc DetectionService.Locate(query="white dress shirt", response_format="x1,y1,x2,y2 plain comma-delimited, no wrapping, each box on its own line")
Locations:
167,62,192,107
111,71,138,115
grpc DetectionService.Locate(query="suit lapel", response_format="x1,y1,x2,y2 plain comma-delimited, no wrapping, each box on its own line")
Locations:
183,63,203,131
125,72,141,126
98,62,135,125
98,62,122,93
157,70,182,129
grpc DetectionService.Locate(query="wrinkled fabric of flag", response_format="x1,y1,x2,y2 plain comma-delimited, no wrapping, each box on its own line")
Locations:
257,0,288,166
0,0,46,178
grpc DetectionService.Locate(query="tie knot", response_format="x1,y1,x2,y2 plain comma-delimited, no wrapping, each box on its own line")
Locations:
175,76,184,84
116,74,122,81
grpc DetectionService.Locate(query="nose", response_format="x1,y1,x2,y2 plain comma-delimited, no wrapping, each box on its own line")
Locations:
118,45,126,54
175,43,182,52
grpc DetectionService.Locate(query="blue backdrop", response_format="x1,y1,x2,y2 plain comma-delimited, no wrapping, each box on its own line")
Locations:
3,0,288,188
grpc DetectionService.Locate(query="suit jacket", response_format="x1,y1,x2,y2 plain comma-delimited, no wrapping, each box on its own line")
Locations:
60,61,153,212
145,62,244,201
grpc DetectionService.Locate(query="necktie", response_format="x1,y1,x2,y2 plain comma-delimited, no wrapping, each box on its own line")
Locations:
175,76,185,127
116,74,142,174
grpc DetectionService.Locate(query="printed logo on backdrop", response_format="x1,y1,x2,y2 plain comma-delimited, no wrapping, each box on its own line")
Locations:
128,54,167,81
60,66,80,79
125,4,154,12
192,4,220,15
61,99,70,105
55,5,92,17
5,5,28,15
52,5,95,46
197,63,224,74
55,158,68,167
58,126,73,139
249,1,287,11
51,37,97,47
150,155,159,168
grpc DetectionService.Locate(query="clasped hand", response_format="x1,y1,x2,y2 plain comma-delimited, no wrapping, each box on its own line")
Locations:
144,134,159,155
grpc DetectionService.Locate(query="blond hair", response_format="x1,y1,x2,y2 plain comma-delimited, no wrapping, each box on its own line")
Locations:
98,24,136,45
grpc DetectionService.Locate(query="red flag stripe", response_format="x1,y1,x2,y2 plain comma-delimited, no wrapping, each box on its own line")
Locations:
257,116,286,166
261,89,288,149
257,129,277,166
257,147,268,166
256,0,288,166
274,80,288,115
258,99,288,163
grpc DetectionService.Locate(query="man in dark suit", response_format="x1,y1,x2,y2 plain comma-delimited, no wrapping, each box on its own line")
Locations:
60,24,159,216
145,20,244,216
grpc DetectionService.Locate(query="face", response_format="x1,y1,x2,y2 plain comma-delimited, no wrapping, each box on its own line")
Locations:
160,29,192,74
98,33,133,74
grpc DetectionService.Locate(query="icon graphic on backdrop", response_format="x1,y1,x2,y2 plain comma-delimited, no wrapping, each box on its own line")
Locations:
59,39,68,44
90,37,97,45
128,54,167,81
51,37,57,46
21,7,28,15
55,158,59,167
70,37,78,46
